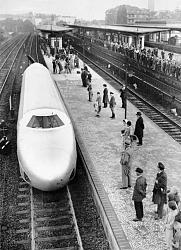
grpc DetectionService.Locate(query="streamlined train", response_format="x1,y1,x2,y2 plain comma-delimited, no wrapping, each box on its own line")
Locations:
17,62,77,191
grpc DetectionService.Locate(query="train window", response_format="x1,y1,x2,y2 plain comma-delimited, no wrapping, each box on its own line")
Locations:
27,115,64,128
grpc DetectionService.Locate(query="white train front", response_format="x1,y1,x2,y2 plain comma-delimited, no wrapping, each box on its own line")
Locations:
17,63,77,191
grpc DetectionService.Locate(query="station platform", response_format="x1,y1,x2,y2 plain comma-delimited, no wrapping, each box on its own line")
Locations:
44,56,181,250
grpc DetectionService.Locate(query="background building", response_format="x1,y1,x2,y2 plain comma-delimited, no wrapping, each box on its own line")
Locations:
105,5,150,25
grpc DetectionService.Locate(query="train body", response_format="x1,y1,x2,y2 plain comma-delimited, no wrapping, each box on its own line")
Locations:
17,63,77,191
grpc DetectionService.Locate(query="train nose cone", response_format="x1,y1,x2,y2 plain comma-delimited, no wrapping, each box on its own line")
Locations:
20,147,72,190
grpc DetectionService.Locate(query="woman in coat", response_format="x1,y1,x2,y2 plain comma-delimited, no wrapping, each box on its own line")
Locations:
152,162,167,219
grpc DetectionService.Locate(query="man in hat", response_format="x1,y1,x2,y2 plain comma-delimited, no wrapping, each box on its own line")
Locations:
81,66,88,87
134,112,144,146
132,167,147,221
109,92,116,119
102,84,109,108
87,81,93,102
152,162,167,220
120,85,126,108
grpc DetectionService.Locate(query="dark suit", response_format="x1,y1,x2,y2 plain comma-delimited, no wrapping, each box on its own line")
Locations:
103,88,109,108
81,70,88,87
132,175,147,219
152,171,167,218
134,116,144,145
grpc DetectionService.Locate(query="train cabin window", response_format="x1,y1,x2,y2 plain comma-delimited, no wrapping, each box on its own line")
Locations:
27,115,64,128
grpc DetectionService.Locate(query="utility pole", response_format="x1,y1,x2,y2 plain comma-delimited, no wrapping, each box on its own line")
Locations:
124,68,128,119
124,59,134,119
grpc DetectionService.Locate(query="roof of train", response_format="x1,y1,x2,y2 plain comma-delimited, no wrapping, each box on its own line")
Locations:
20,63,64,115
37,25,73,33
67,24,170,35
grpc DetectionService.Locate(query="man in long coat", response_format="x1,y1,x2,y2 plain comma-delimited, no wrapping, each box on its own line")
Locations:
120,135,137,189
102,84,109,108
152,162,167,220
134,112,144,146
132,167,147,221
109,92,116,119
120,85,126,108
81,66,88,87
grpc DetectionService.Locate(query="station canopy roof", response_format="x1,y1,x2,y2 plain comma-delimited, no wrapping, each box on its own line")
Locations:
37,25,73,33
68,24,171,36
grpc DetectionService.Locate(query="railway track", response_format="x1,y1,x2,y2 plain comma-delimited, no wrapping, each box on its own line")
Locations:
15,181,83,250
0,33,29,115
13,35,84,249
70,35,181,96
72,45,181,144
0,34,110,250
90,44,181,98
69,35,181,114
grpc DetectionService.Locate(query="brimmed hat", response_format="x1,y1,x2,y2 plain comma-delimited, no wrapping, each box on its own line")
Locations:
158,162,165,170
135,167,143,173
103,84,107,87
136,112,141,116
127,120,132,126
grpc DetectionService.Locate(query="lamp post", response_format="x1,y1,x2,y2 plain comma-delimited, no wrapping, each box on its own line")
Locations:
82,38,85,56
124,63,134,119
82,37,85,68
124,68,128,119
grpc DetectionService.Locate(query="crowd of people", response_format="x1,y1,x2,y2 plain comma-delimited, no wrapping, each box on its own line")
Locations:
81,66,118,119
106,40,181,81
113,44,181,81
83,35,181,82
52,47,79,75
119,125,181,249
80,63,145,146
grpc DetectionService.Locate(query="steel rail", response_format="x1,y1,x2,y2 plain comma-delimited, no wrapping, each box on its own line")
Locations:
0,36,25,71
0,34,28,96
92,45,181,103
75,48,181,141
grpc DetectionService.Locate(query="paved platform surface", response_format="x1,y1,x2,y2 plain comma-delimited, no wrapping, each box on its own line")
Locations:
45,56,181,250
